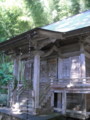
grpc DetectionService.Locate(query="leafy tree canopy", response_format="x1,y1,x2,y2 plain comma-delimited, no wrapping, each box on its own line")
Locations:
0,0,90,42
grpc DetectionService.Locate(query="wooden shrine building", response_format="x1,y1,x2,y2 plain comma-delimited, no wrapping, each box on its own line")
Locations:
0,10,90,119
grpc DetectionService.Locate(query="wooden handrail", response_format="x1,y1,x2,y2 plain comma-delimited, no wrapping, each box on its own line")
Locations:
51,77,90,84
17,86,24,96
39,82,50,105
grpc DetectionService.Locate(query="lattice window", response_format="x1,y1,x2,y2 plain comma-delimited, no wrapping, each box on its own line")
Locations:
62,56,80,79
48,58,57,79
70,56,81,78
62,58,70,78
40,61,48,82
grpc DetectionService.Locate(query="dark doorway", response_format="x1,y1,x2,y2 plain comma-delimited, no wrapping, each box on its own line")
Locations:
54,93,58,107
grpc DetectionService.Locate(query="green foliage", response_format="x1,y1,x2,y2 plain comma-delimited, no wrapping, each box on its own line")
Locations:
80,0,90,11
0,53,13,87
0,62,13,86
50,0,60,21
25,0,50,27
0,0,33,42
0,89,7,94
70,0,80,14
0,94,7,106
0,0,90,42
84,0,90,9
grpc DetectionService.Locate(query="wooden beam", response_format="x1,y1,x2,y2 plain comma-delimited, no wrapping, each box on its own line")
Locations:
0,28,38,51
85,51,90,59
37,28,64,39
37,38,56,49
64,26,90,38
32,36,49,42
43,45,61,57
62,51,81,58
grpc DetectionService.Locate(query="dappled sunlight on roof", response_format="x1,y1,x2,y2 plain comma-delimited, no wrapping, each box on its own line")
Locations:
42,10,90,32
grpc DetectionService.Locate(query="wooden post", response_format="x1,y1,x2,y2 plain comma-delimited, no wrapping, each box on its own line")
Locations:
82,94,87,116
11,58,19,106
62,91,66,114
20,61,25,83
17,58,22,85
80,43,86,82
51,92,54,107
58,58,63,79
16,57,22,102
13,58,19,80
80,54,86,78
33,51,42,114
57,93,62,109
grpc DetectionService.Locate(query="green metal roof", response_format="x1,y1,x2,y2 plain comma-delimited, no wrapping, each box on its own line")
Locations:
42,10,90,32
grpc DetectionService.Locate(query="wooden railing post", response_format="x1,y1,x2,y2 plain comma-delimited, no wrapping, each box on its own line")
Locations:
32,90,35,113
80,42,86,83
62,90,66,115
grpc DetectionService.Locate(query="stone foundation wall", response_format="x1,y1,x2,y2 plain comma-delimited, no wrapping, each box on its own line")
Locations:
0,112,22,120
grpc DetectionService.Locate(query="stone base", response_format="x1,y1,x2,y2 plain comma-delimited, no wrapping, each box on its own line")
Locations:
0,113,21,120
0,108,61,120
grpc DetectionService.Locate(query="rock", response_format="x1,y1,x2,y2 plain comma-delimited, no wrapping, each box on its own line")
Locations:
0,115,3,120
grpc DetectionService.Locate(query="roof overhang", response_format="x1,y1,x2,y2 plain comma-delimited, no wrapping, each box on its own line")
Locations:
0,26,90,53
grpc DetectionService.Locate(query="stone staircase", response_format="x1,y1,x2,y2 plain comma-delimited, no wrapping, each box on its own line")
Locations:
10,84,33,114
18,88,33,114
10,81,53,115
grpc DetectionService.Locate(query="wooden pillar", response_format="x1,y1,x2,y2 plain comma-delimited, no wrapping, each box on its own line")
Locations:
33,51,42,113
58,58,63,79
11,58,19,105
82,94,87,116
16,57,22,101
13,58,19,80
57,93,62,109
17,57,21,86
51,92,54,107
62,91,66,114
80,43,86,82
20,61,25,83
80,54,86,78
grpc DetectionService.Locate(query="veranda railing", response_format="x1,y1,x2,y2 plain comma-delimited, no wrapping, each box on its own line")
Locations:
50,77,90,85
